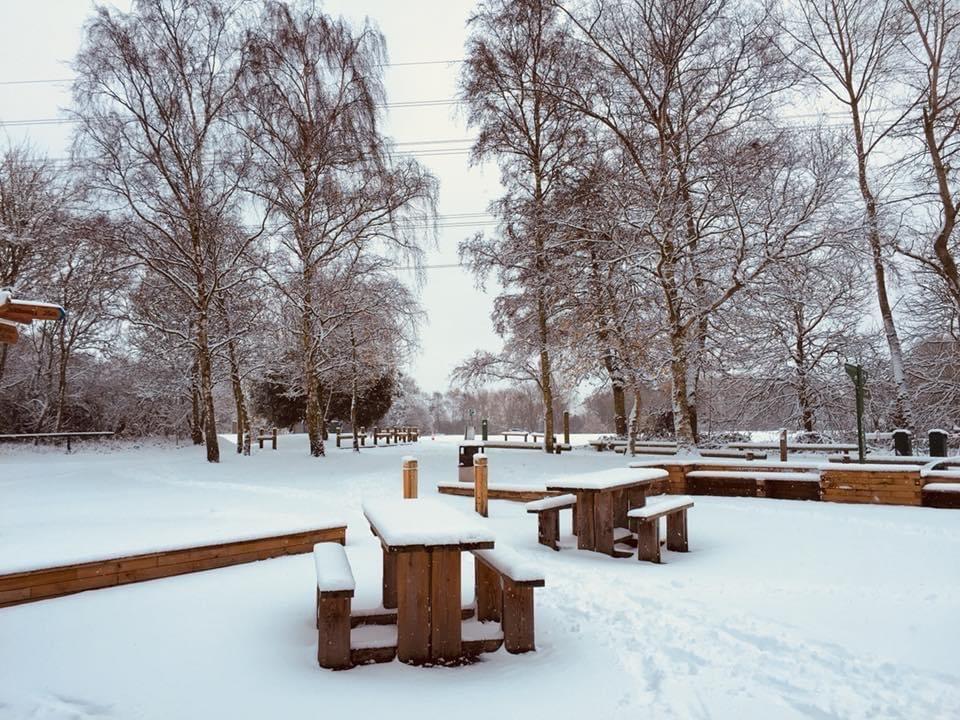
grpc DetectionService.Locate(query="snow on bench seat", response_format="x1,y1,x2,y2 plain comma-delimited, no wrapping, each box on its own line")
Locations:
525,494,576,512
628,495,695,520
473,546,545,586
686,470,820,482
546,467,667,491
313,542,355,596
923,483,960,492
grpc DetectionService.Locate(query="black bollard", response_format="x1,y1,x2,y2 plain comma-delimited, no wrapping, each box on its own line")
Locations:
929,429,948,457
892,429,913,457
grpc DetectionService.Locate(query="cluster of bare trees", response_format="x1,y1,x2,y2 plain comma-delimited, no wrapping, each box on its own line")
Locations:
0,0,434,461
457,0,960,449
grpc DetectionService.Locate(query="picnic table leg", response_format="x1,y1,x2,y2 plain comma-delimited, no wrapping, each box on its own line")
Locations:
429,548,462,662
593,491,615,555
575,492,596,551
666,510,688,552
397,550,431,664
382,548,398,609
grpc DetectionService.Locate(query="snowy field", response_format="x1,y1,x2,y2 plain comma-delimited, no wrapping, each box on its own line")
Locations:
1,434,958,719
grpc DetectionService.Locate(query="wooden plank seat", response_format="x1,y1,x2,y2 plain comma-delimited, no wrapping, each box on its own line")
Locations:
627,496,694,564
472,546,545,653
526,494,576,550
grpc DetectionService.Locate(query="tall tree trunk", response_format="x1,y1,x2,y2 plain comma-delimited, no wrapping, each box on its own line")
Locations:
190,358,204,445
54,324,69,432
851,102,912,428
669,327,697,450
350,330,360,453
195,314,220,463
226,335,249,456
300,287,325,457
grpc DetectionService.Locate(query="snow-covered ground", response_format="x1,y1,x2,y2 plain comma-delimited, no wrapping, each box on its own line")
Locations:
1,434,958,719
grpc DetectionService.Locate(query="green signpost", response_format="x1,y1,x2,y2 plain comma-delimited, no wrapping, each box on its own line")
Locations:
845,363,868,463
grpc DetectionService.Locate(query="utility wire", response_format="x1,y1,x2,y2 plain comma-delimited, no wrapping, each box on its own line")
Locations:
0,58,466,87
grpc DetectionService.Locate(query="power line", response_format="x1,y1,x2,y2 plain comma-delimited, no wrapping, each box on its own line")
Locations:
0,58,466,87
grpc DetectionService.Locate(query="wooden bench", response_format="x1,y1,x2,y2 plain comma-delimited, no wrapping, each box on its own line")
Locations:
501,431,530,442
256,427,277,450
627,496,694,563
525,494,576,550
314,542,357,670
472,547,545,653
335,429,367,448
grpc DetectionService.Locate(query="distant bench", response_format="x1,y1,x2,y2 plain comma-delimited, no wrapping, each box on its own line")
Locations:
0,431,114,453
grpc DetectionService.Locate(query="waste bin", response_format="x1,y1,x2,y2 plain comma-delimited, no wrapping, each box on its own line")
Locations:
929,429,948,457
892,428,913,456
459,442,483,483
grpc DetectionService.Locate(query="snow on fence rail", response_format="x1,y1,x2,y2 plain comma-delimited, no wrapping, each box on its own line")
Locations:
0,523,347,608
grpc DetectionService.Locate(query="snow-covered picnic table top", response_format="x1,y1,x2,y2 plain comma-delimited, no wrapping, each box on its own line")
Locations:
545,467,667,491
362,497,496,551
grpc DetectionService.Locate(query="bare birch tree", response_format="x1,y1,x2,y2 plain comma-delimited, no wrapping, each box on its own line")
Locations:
72,0,260,462
240,0,436,457
460,0,589,452
781,0,916,428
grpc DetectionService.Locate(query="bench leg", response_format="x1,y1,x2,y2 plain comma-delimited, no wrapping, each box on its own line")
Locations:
666,510,688,552
636,519,661,563
594,492,615,555
475,557,502,622
538,509,560,550
502,579,536,653
317,595,352,670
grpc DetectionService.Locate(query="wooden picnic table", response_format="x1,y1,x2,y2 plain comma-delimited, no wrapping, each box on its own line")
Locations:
362,498,495,665
545,468,668,556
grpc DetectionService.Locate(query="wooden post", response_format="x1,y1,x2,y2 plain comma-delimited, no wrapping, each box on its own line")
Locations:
778,428,788,462
563,411,570,445
402,457,418,499
271,427,277,450
474,454,488,517
373,426,379,445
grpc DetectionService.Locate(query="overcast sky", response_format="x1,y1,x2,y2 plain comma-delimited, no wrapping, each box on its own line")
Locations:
0,0,504,395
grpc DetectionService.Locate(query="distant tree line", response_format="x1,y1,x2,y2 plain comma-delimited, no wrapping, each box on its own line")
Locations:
0,0,435,459
454,0,960,449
